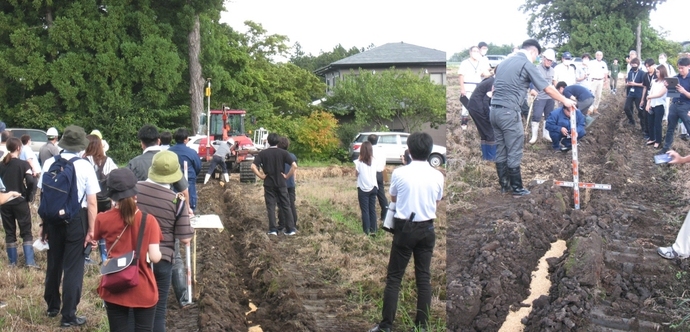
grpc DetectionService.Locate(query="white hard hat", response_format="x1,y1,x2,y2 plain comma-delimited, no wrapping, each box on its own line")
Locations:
47,127,58,137
542,49,556,61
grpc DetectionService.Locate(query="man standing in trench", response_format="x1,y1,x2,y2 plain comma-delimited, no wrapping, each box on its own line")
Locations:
491,39,576,196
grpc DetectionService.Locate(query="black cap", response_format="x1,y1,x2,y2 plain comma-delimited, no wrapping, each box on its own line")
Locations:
521,39,542,54
478,41,488,48
107,168,138,201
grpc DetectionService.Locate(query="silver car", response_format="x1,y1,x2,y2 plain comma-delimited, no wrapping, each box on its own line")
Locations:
348,132,446,167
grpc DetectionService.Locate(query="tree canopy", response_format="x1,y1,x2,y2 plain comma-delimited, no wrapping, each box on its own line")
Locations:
323,69,445,133
290,43,369,73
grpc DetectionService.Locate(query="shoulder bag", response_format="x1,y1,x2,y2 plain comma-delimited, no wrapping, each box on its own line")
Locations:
99,212,147,293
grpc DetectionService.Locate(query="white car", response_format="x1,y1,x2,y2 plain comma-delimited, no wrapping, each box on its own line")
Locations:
348,132,446,167
186,135,207,154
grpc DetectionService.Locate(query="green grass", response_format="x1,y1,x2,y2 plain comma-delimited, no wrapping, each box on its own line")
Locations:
298,159,348,167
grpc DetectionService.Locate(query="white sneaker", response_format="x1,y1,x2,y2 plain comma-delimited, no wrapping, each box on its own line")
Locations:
267,231,278,236
285,230,297,236
657,247,678,260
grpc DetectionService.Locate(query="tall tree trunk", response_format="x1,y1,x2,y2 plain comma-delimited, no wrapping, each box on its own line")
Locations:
188,14,204,135
636,21,642,59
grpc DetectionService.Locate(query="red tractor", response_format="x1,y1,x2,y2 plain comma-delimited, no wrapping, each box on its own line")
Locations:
196,107,265,183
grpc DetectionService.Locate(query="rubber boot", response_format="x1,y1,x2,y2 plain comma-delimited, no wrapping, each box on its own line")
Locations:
529,122,539,144
542,124,552,142
495,162,511,194
204,173,211,184
98,239,107,263
485,143,497,162
508,166,531,197
23,244,38,268
223,173,230,183
6,244,17,266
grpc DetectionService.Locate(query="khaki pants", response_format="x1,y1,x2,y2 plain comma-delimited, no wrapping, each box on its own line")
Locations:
591,79,604,110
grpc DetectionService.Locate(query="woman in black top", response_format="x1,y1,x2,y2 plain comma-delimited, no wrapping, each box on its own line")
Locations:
0,137,38,267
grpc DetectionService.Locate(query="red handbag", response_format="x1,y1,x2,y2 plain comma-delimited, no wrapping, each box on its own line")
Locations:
99,212,147,293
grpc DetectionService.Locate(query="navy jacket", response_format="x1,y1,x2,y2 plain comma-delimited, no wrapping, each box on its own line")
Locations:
563,85,594,101
545,107,586,136
168,143,202,179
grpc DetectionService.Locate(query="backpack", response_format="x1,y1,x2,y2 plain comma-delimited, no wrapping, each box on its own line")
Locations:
93,160,112,213
38,156,85,225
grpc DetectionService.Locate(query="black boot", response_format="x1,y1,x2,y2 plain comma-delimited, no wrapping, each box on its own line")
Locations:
508,166,530,196
495,162,511,193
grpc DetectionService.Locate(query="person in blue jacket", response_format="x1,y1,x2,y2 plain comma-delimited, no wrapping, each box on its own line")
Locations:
168,128,202,211
545,105,586,152
556,81,595,115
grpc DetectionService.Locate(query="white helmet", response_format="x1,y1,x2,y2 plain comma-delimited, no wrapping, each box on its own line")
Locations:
47,127,58,137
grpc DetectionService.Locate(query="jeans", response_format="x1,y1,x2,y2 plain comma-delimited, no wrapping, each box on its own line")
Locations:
531,98,555,122
375,172,388,221
152,260,173,332
188,180,197,210
264,186,294,233
379,219,436,329
106,301,155,332
44,209,87,322
577,97,594,114
357,187,378,234
648,105,665,144
663,102,690,151
206,155,228,175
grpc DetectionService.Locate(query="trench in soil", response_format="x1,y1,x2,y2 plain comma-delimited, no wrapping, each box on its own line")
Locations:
446,64,690,332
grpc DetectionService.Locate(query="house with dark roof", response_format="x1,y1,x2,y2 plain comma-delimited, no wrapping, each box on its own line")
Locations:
314,42,447,92
314,42,447,147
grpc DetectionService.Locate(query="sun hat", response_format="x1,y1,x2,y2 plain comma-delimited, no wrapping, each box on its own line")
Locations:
90,129,103,139
58,125,89,152
106,168,138,201
148,151,183,184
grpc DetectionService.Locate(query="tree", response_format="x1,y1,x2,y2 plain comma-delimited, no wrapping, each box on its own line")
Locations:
323,69,445,132
449,43,514,62
290,43,364,73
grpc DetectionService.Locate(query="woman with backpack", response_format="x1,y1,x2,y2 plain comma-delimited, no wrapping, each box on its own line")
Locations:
83,134,117,263
0,137,38,268
94,168,162,331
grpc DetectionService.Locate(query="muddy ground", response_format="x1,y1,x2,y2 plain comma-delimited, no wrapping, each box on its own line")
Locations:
446,65,690,331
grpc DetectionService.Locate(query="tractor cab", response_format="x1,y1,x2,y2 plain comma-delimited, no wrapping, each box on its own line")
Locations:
198,108,252,158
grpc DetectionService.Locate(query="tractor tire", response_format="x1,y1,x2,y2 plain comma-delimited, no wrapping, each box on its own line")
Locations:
239,161,256,183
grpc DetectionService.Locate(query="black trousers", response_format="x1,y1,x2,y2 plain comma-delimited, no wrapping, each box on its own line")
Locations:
264,186,294,232
152,260,172,332
106,301,156,332
44,208,87,322
1,200,33,244
376,171,388,220
278,187,297,230
379,218,436,329
624,96,642,125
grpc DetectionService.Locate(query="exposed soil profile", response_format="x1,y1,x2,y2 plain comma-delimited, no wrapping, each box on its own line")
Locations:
446,65,690,332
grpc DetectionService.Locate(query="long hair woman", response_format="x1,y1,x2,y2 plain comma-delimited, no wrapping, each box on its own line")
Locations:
645,65,668,148
0,137,38,267
354,141,379,235
83,134,118,262
94,168,162,331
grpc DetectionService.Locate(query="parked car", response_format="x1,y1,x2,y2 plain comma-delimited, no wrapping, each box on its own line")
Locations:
186,135,207,154
486,54,506,68
4,128,47,152
348,132,446,167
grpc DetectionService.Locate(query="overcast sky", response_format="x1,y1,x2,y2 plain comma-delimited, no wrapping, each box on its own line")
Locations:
220,0,687,61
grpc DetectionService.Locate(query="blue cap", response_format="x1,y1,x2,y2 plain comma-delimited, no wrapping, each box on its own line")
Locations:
562,51,572,60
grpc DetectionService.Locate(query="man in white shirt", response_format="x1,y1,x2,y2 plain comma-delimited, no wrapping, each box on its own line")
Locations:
368,132,444,332
459,46,491,130
554,52,576,86
575,53,591,91
368,134,389,221
589,51,609,114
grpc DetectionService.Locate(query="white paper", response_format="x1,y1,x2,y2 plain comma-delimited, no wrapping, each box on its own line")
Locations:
190,214,224,229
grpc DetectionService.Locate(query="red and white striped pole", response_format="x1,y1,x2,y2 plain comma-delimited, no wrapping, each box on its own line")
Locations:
570,106,580,209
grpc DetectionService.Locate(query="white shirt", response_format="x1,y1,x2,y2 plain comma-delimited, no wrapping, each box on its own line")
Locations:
459,57,491,96
354,159,378,192
372,146,386,172
389,160,444,221
554,63,576,86
19,144,41,173
84,155,118,176
649,80,667,108
38,152,101,208
589,60,609,80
